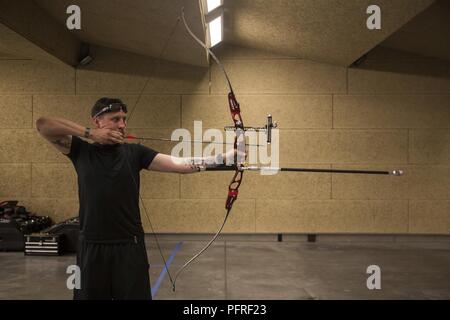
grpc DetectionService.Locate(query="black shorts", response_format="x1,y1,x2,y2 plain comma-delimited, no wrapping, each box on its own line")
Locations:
73,236,152,300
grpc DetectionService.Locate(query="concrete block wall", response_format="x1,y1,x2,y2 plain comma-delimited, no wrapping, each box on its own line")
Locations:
0,45,448,234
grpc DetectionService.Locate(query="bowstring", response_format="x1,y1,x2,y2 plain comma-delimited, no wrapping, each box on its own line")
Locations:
123,15,181,290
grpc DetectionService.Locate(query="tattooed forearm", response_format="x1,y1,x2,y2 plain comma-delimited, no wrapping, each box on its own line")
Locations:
51,139,71,149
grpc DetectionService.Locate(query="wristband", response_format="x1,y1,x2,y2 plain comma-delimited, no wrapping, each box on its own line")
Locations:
84,127,91,138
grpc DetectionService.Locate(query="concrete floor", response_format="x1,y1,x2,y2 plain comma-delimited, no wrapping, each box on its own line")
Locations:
0,234,449,300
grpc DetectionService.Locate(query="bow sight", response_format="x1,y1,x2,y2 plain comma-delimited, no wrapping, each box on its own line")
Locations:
224,114,278,144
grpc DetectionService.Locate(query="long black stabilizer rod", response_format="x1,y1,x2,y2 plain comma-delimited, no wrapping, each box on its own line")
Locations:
205,165,403,176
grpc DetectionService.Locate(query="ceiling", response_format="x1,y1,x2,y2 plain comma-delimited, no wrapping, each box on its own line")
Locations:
0,22,58,62
380,0,450,61
0,0,447,68
226,0,435,65
33,0,207,66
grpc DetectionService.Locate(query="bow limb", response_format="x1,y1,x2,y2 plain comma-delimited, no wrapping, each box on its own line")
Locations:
180,7,234,93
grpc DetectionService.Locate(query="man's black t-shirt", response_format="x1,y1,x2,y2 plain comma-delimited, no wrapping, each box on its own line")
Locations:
65,136,158,242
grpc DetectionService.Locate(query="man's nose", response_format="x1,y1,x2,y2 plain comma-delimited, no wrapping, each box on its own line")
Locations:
118,119,126,128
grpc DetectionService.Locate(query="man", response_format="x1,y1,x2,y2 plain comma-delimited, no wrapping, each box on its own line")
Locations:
36,97,242,300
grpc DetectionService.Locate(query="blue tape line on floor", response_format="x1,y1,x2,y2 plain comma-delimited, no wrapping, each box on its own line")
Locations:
151,241,183,298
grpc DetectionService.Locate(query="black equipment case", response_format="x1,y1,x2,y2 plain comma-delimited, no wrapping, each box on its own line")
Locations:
24,233,62,256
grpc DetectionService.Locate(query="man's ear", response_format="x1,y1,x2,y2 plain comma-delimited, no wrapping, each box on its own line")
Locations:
91,117,100,128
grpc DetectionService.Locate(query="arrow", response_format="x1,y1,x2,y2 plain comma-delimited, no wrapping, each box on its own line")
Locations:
126,135,263,147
